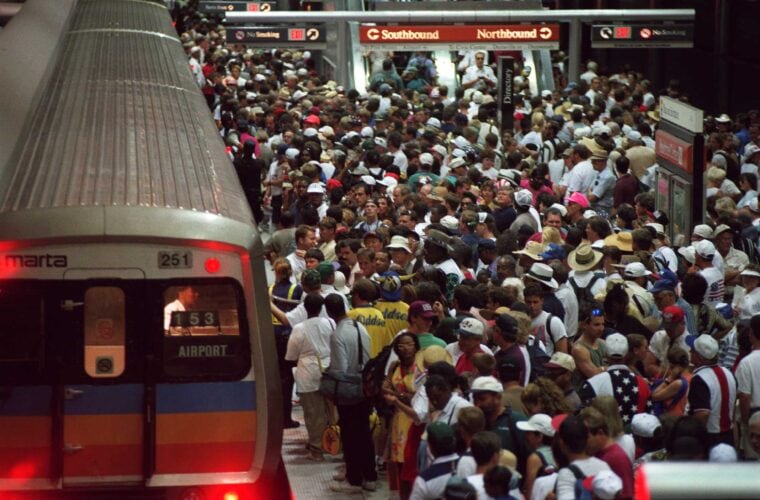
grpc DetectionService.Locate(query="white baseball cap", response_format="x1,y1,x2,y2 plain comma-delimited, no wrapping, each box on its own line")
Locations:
605,333,628,358
458,318,485,337
623,262,651,278
516,413,555,437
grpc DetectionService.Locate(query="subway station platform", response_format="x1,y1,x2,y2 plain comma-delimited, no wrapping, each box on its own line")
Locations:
282,403,391,499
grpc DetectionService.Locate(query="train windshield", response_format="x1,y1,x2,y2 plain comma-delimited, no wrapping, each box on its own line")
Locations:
0,279,251,383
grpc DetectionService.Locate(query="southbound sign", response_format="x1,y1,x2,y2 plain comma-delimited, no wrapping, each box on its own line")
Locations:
591,24,694,48
359,24,559,51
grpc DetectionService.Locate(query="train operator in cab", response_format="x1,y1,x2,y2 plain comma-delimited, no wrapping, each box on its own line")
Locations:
164,286,200,335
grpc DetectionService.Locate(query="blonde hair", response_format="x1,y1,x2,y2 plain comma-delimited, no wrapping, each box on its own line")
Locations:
579,406,609,434
590,395,624,437
541,226,562,247
706,166,727,183
531,112,546,132
505,310,532,345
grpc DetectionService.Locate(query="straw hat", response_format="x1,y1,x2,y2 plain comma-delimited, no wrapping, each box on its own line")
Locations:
415,345,452,371
603,231,633,252
568,243,603,271
513,241,545,261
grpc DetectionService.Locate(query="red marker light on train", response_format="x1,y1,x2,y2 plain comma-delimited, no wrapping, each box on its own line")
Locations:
223,492,239,500
205,257,221,274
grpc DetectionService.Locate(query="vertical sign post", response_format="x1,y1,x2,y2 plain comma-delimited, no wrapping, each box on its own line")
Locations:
654,96,704,246
497,56,514,135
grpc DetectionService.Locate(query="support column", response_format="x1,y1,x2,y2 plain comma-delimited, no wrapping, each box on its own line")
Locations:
567,18,582,84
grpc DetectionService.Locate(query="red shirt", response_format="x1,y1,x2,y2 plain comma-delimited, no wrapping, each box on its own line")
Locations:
597,443,633,499
614,173,639,208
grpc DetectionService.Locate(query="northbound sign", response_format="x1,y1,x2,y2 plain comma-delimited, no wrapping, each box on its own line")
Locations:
359,24,559,51
591,23,693,48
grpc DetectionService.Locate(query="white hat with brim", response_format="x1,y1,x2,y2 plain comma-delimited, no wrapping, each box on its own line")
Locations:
677,246,696,265
525,262,558,289
470,376,503,393
516,414,555,437
692,224,714,240
740,269,760,279
623,262,652,278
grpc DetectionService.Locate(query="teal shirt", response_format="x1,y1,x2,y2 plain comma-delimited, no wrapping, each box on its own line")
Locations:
417,332,446,350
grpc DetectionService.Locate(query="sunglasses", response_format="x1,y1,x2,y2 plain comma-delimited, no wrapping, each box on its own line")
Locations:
590,308,604,317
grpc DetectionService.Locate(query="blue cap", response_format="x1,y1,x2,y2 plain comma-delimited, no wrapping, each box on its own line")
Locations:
540,243,566,261
276,143,289,155
650,279,675,295
376,271,402,301
564,81,578,92
477,238,496,250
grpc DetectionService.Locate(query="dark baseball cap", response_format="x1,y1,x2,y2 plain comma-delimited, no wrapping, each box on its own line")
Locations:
409,300,435,319
494,313,518,337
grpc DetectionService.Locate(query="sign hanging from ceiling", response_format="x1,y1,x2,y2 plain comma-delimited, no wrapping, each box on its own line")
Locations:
591,24,693,48
226,26,326,48
359,24,560,51
199,1,276,13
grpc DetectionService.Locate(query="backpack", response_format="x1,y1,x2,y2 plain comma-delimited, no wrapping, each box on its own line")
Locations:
526,334,551,381
554,463,592,500
569,275,601,312
362,345,394,408
536,447,557,476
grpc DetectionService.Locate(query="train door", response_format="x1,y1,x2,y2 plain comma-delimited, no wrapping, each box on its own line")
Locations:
0,281,54,489
50,282,150,487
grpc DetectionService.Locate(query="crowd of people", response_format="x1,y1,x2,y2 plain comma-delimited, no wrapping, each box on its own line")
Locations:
172,4,760,499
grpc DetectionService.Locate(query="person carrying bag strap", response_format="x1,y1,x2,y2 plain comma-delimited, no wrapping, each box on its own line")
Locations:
320,320,366,405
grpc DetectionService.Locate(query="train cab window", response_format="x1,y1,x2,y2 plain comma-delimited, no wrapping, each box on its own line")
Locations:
84,287,126,378
162,283,249,379
0,285,43,378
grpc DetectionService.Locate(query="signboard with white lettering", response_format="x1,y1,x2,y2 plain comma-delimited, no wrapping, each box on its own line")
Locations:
498,56,514,135
655,98,705,246
359,24,559,51
226,26,326,48
591,24,693,49
199,1,276,13
659,96,704,134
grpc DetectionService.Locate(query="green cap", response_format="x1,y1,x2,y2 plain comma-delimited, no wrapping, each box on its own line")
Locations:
317,261,335,281
426,422,455,446
301,269,322,288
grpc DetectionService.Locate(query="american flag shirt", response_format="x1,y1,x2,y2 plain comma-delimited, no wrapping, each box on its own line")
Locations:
579,364,653,424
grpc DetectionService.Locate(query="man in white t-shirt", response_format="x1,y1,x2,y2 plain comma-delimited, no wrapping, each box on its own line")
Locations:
163,285,199,333
695,240,725,307
645,305,689,378
555,415,611,500
524,282,568,356
736,267,760,319
737,316,760,458
286,225,318,284
558,143,596,199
